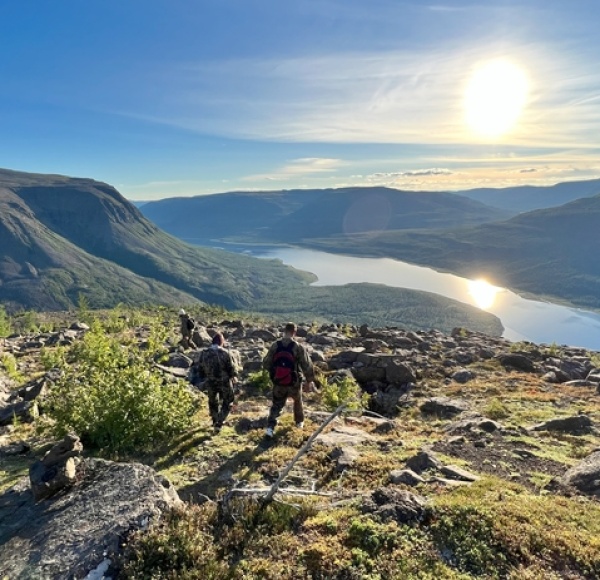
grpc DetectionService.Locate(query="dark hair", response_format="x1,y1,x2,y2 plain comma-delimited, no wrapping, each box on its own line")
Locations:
284,322,296,334
212,332,225,346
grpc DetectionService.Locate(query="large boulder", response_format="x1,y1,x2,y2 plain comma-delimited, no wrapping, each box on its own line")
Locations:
530,415,595,436
0,458,180,579
559,450,600,496
362,487,427,523
420,397,469,418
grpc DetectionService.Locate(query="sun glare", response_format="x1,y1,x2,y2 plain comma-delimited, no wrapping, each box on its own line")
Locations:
464,59,528,138
468,279,500,310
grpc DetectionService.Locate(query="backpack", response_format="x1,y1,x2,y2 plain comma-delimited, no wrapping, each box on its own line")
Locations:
270,340,298,387
186,317,195,331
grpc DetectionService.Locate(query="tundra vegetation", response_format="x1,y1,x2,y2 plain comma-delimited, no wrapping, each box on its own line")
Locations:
1,304,599,579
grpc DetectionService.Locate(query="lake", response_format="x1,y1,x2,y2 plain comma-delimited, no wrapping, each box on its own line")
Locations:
251,246,600,351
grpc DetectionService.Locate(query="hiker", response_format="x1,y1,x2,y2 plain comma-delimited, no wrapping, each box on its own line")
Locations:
178,309,195,349
263,322,316,438
194,332,239,433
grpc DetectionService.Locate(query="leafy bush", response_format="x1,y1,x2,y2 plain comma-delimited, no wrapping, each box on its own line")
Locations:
40,346,67,371
119,505,228,579
321,375,367,412
44,321,195,454
247,369,271,394
0,353,23,383
0,306,11,337
485,397,510,420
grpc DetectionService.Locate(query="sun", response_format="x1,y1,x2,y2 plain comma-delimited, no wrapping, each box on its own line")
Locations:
468,279,500,310
464,59,529,138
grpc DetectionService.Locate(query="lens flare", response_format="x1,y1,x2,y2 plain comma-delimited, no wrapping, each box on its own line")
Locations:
468,279,500,309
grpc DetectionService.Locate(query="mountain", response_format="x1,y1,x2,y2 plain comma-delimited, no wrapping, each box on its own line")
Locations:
302,194,600,309
139,187,510,245
0,169,502,335
458,178,600,213
0,169,312,311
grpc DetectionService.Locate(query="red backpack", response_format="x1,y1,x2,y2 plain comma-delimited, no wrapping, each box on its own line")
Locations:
270,340,298,386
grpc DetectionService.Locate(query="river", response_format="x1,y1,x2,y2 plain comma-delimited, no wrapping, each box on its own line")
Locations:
250,246,600,351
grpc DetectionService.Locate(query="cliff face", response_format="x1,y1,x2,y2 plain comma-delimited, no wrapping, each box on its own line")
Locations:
0,169,311,312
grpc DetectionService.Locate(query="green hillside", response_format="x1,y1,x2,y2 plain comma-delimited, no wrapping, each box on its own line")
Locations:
301,194,600,309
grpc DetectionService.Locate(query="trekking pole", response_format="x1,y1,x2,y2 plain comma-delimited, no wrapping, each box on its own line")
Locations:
261,403,347,507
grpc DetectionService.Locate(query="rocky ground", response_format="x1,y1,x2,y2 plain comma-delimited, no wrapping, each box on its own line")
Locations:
1,309,599,578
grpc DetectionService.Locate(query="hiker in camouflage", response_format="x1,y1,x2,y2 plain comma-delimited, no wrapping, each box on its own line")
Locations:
195,332,238,433
178,309,195,350
263,322,316,438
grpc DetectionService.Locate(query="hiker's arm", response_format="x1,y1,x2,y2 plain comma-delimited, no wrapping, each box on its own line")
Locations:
262,342,277,371
226,353,239,379
297,345,315,381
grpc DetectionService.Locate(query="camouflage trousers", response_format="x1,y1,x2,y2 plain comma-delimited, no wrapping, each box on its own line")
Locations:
206,379,235,427
267,383,304,429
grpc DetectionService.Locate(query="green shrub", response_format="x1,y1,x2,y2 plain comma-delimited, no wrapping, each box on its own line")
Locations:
44,321,195,454
40,346,67,371
1,353,23,383
119,505,228,579
321,375,367,412
485,397,510,420
247,369,271,394
0,306,11,337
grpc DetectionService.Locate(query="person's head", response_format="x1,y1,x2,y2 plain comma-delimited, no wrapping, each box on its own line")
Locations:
283,322,297,338
212,332,225,346
179,308,186,317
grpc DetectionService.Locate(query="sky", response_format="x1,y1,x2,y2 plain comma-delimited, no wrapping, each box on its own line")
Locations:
1,0,599,200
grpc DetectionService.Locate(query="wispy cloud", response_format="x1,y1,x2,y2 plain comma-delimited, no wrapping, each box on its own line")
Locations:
110,38,600,153
242,157,344,182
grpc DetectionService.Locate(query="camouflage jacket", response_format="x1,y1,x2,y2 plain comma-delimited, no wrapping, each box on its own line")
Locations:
195,345,238,384
262,337,315,386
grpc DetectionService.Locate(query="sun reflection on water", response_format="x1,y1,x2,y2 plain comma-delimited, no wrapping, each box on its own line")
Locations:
468,279,500,309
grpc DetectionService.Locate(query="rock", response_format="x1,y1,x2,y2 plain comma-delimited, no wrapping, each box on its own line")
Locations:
0,440,30,457
362,487,426,523
444,416,503,435
440,465,480,482
163,352,193,368
405,450,443,474
530,415,595,435
420,397,469,418
564,380,597,388
389,469,425,486
29,434,84,501
249,329,277,342
0,400,33,427
451,368,475,383
329,447,360,472
0,458,180,578
316,425,375,447
385,359,416,385
369,384,413,417
69,321,90,332
559,450,600,495
498,353,536,373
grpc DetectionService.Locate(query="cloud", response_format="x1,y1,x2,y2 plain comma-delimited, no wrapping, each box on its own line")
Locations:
242,157,344,182
369,168,454,179
519,168,537,173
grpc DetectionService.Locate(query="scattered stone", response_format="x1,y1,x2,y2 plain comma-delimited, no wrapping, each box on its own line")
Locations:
498,353,536,373
389,469,425,486
163,352,193,368
559,450,600,496
563,380,597,388
440,464,480,482
405,450,443,474
530,415,595,436
29,434,84,501
444,416,503,435
0,440,30,457
420,397,469,418
329,447,360,472
362,487,427,523
317,425,375,447
451,368,474,384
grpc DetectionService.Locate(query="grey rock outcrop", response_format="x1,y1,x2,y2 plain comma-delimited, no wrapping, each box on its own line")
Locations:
420,397,469,418
559,450,600,496
530,415,595,436
362,487,427,523
0,458,180,579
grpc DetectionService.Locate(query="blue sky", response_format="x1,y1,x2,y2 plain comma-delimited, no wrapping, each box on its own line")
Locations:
1,0,599,200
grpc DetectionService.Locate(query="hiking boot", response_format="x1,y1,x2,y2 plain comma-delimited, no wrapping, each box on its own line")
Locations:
296,421,304,429
265,427,274,438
